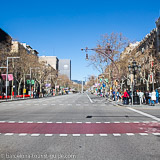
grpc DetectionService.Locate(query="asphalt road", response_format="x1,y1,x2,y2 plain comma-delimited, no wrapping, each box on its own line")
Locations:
0,93,160,160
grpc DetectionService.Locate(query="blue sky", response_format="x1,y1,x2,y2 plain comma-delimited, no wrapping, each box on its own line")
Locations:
0,0,160,81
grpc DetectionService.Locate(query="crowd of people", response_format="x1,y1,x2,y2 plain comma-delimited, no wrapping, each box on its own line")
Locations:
106,89,159,106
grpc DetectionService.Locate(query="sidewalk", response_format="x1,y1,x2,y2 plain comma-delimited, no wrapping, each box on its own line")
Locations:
106,98,160,109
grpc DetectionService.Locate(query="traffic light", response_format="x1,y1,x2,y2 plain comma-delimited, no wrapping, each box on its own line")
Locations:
86,54,89,60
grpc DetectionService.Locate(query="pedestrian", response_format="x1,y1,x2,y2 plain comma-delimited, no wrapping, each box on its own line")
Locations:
145,90,149,104
151,90,156,106
116,90,120,102
126,89,131,104
123,89,129,105
112,90,116,101
148,91,151,104
156,89,159,104
138,90,144,104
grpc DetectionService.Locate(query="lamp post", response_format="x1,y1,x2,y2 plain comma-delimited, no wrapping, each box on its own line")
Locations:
128,60,141,105
2,57,20,101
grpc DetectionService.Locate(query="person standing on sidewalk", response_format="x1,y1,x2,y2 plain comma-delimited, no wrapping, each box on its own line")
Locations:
148,91,151,105
145,91,149,104
116,90,120,102
151,90,156,106
156,89,159,104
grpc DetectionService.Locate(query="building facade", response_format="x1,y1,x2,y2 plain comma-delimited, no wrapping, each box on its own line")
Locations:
39,56,59,71
59,59,71,80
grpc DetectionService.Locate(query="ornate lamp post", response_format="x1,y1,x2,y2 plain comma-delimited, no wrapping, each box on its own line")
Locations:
128,60,141,105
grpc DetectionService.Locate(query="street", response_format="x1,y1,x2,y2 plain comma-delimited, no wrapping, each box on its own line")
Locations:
0,93,160,160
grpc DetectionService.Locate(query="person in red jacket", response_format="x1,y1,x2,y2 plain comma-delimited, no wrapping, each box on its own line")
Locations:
123,89,129,105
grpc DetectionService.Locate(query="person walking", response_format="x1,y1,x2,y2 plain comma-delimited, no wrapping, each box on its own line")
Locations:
151,90,156,106
148,91,151,105
156,89,159,104
116,90,120,102
123,89,129,105
112,90,116,101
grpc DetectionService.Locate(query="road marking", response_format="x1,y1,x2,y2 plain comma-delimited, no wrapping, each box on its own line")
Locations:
27,121,33,123
126,133,135,136
66,122,72,123
56,122,62,123
5,133,14,136
114,122,120,123
152,133,160,136
76,122,82,123
86,93,93,103
100,134,108,136
0,121,5,123
37,122,43,123
127,107,160,122
60,134,68,137
72,134,80,137
96,122,101,123
124,122,130,123
86,122,91,123
86,134,94,136
113,134,121,136
8,121,15,123
59,104,64,105
18,121,24,123
19,133,27,136
45,134,53,137
51,104,55,105
104,122,110,123
31,134,40,137
139,133,148,136
46,122,52,123
133,121,139,123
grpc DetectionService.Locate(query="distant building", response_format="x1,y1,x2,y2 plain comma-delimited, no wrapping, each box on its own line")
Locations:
59,59,71,80
39,56,59,70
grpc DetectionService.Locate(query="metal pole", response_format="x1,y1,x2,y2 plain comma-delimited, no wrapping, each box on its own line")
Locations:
6,58,8,101
152,72,154,91
30,68,31,98
82,80,83,93
132,82,133,106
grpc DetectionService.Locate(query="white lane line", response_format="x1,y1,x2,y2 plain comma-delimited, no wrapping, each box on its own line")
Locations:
143,121,150,123
27,121,33,123
96,122,101,123
133,121,139,123
86,134,94,136
126,133,135,136
124,122,130,123
46,122,52,123
86,122,91,124
152,133,160,136
127,107,160,122
0,121,5,123
104,122,110,123
76,122,82,123
31,134,40,137
18,121,24,123
72,134,80,137
86,93,93,103
8,121,15,123
45,134,53,137
60,134,68,137
66,122,72,123
56,122,62,123
37,122,43,123
5,133,14,136
100,134,108,136
113,134,121,136
114,122,120,123
19,133,27,136
139,133,148,136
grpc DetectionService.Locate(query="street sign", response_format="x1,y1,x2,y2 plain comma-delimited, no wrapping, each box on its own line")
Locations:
23,89,26,93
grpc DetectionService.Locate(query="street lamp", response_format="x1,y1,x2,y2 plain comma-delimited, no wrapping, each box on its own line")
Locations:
1,57,20,100
128,60,141,105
